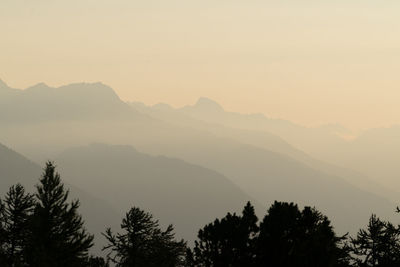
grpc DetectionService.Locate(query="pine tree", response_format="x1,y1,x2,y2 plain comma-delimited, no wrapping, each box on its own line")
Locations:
351,214,400,267
86,255,110,267
103,206,187,267
0,199,7,264
191,202,258,267
0,184,35,266
256,201,350,267
26,161,94,267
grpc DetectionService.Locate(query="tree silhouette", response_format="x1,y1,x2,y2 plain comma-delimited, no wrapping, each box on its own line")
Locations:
351,214,400,267
256,201,300,266
191,201,258,267
257,201,350,267
25,162,94,267
7,159,400,267
0,184,35,266
191,201,350,267
85,255,110,267
0,200,6,264
103,206,187,267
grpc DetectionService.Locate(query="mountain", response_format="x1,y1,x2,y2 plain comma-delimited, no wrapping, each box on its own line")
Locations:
0,143,40,194
182,97,225,114
1,80,397,235
0,79,7,88
0,79,19,97
179,97,349,161
0,142,118,255
137,136,397,234
320,125,400,190
179,98,400,200
55,143,259,243
0,82,142,123
126,102,399,233
131,101,400,203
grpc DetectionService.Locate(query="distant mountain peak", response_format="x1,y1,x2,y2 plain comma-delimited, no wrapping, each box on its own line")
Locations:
21,81,123,103
26,82,51,91
0,79,19,95
153,102,173,111
0,79,14,92
87,142,137,152
0,79,8,88
194,97,224,112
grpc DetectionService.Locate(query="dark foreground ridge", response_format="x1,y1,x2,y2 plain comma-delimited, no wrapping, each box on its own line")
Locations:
1,162,399,267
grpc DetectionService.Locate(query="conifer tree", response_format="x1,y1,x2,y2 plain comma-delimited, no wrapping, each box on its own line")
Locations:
257,202,350,267
191,201,258,267
103,206,187,267
86,255,110,267
0,199,7,264
351,214,400,267
26,162,94,267
0,184,35,266
191,201,350,267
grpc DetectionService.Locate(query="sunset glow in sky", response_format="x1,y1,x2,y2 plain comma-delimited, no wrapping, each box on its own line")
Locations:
2,0,400,131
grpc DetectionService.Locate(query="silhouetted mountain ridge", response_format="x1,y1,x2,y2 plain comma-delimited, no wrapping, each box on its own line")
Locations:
0,142,118,255
1,80,397,237
0,79,9,89
0,81,139,123
0,143,39,192
56,143,259,242
193,97,224,112
177,97,349,159
0,79,18,96
324,125,400,190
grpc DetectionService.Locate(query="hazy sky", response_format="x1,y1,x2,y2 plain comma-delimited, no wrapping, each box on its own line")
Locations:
1,0,400,131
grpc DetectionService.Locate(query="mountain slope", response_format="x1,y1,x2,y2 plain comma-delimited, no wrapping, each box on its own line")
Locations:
131,101,400,203
56,143,259,242
0,143,40,194
0,81,143,123
322,125,400,190
137,136,397,235
0,143,118,255
1,80,397,236
128,102,398,233
180,97,349,160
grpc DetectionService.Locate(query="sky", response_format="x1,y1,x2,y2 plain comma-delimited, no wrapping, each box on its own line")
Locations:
1,0,400,131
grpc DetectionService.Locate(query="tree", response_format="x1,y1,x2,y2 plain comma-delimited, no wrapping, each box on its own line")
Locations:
85,255,110,267
256,201,350,267
25,161,94,267
351,214,400,267
103,206,187,267
191,202,258,267
0,184,35,266
256,201,301,266
0,199,7,264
